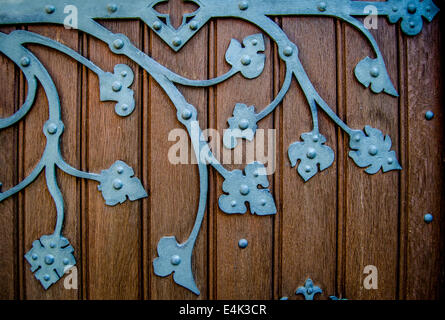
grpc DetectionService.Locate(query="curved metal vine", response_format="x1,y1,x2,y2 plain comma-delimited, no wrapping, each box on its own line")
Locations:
0,0,439,294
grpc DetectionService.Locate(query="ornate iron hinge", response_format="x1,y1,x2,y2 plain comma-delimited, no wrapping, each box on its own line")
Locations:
0,0,439,294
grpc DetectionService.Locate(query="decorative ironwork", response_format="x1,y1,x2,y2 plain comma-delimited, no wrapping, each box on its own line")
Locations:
296,278,323,300
0,0,439,294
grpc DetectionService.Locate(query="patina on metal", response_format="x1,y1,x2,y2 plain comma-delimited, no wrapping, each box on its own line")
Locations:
0,0,439,294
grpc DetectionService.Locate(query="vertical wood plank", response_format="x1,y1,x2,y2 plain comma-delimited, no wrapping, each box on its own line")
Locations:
214,19,273,300
148,21,209,299
21,25,81,299
344,20,400,299
404,16,444,299
0,26,19,300
281,17,338,300
86,21,142,300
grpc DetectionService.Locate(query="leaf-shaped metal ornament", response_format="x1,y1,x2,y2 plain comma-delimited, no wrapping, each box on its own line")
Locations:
25,234,76,289
99,64,135,117
349,126,402,174
219,162,276,215
355,57,398,96
97,160,147,206
223,103,258,149
296,278,323,300
288,132,335,181
225,34,266,79
153,236,199,295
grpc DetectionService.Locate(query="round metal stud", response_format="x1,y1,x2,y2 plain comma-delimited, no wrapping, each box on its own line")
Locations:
251,39,258,46
283,46,293,57
231,200,237,207
107,4,118,13
44,254,55,265
387,157,394,165
63,258,70,265
181,109,192,120
116,166,124,174
307,287,313,294
370,67,380,78
407,3,417,14
43,274,51,281
120,71,128,78
238,238,248,249
121,104,129,112
113,39,124,49
368,145,378,156
306,148,317,159
260,198,267,206
353,134,361,142
50,242,57,248
47,123,58,135
172,37,182,47
171,255,181,265
45,5,55,14
238,119,249,130
32,254,38,260
238,1,249,10
424,213,433,224
392,6,399,12
112,81,122,92
20,57,30,67
189,21,199,31
426,6,432,12
240,184,250,196
153,21,162,31
425,110,434,120
305,165,311,173
317,2,327,12
312,135,319,143
409,21,416,28
112,179,123,190
241,55,251,66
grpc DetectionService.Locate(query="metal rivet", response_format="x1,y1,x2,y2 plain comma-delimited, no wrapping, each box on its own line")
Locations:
239,119,249,130
424,213,433,223
318,2,327,12
238,239,248,249
121,104,129,112
305,165,311,173
251,39,258,46
171,255,181,265
107,4,118,13
20,57,30,67
370,67,380,78
239,1,248,10
283,46,293,57
426,6,432,12
153,21,162,31
260,198,267,206
231,200,237,207
353,134,361,142
189,21,198,30
407,3,417,14
387,157,394,165
306,148,317,159
47,123,58,135
368,145,378,156
425,110,434,120
45,5,55,14
113,179,123,190
312,135,319,143
307,287,313,294
116,166,124,174
32,254,38,260
172,37,182,47
63,258,70,265
112,81,122,92
50,242,56,248
241,55,251,66
392,6,399,12
43,274,51,281
120,71,127,77
182,109,192,120
240,184,250,195
409,21,416,28
44,254,55,265
113,39,124,49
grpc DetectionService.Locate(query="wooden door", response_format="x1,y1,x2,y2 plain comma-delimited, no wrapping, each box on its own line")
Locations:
0,1,443,300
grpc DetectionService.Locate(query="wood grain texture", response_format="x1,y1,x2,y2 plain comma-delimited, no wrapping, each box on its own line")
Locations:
85,21,142,300
214,19,274,300
281,17,338,300
344,19,400,299
147,18,209,300
404,15,444,300
0,26,19,300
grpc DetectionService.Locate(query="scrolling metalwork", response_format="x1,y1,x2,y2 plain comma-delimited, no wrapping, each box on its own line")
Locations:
0,0,439,294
